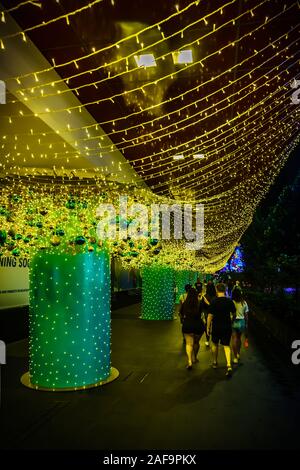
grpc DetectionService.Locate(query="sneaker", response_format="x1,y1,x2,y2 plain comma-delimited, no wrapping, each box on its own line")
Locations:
205,341,209,347
233,357,239,365
211,362,218,369
226,367,233,377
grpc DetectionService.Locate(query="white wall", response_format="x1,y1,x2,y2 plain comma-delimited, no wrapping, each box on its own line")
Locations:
0,257,29,308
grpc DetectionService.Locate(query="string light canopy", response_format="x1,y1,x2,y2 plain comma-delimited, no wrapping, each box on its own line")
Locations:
0,0,299,271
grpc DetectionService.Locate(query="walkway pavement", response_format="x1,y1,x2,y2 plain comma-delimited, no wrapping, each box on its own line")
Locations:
0,303,300,450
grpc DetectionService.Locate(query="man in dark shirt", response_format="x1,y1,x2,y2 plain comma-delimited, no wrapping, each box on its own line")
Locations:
207,283,236,377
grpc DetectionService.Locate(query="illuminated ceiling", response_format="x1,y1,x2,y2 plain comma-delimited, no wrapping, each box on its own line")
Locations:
0,0,299,270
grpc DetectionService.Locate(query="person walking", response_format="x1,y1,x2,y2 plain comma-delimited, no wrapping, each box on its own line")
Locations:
178,284,191,343
179,284,191,306
195,278,203,294
180,288,205,370
231,288,249,364
232,280,242,295
227,278,234,298
206,283,236,377
201,281,217,347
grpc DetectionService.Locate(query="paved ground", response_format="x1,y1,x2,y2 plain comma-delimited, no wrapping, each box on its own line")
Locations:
0,303,300,450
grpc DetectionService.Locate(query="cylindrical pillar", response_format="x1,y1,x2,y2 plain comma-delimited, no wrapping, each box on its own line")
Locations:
141,265,175,320
22,249,118,390
188,271,198,287
175,270,190,303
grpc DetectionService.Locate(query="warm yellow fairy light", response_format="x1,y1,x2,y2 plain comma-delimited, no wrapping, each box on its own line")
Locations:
0,0,298,274
2,36,296,163
5,3,295,129
2,1,42,14
1,0,107,45
5,0,205,85
8,0,263,100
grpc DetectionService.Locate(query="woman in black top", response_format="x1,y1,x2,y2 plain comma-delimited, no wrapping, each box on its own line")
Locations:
200,282,217,347
180,288,205,369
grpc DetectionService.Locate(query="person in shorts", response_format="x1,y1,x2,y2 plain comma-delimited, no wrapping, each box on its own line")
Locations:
231,288,249,364
207,283,236,377
180,288,205,370
201,282,217,347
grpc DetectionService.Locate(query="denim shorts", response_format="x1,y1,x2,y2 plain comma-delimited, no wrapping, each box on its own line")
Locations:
232,319,246,333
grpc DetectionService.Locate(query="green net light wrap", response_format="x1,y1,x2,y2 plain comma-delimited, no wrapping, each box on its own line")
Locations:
29,249,111,389
188,271,199,287
141,265,175,320
175,270,191,303
174,271,201,303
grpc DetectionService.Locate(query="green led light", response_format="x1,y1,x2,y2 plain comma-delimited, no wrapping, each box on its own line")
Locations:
29,248,111,389
175,270,191,303
141,265,175,320
175,270,201,302
188,271,199,287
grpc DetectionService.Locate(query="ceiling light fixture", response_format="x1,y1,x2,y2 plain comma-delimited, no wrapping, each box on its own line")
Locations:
173,154,185,160
193,154,205,159
172,49,193,64
134,54,156,68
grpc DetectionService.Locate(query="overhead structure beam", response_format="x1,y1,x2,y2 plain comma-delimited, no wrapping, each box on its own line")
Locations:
0,3,146,187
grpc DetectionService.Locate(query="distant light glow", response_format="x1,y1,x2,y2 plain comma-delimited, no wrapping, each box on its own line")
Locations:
134,54,156,67
193,154,205,159
219,245,245,273
173,154,184,160
284,287,296,295
172,49,193,64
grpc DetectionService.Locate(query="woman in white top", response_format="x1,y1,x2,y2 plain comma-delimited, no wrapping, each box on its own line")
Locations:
231,288,249,364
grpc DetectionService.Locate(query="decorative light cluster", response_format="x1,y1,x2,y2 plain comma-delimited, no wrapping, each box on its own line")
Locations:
0,181,210,270
174,269,199,303
219,245,245,273
141,265,175,320
29,248,111,389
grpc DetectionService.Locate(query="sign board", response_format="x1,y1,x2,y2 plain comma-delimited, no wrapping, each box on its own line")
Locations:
0,257,29,308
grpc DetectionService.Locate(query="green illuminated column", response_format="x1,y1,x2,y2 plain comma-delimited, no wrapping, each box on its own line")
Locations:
175,270,190,303
23,249,118,390
189,271,198,286
141,265,175,320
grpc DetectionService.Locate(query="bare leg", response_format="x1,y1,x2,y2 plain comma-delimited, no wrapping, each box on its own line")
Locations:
236,332,242,356
232,331,238,358
223,345,232,368
184,334,194,368
193,334,202,362
204,314,210,345
232,331,242,359
211,342,218,366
